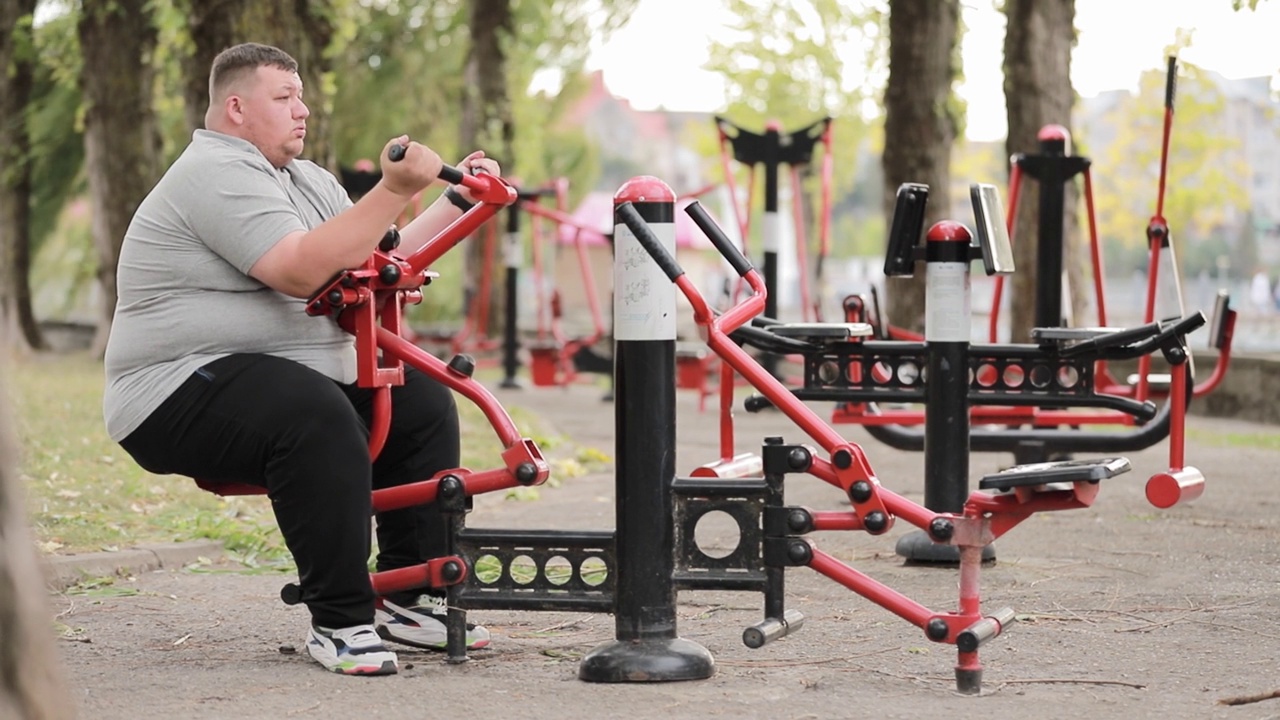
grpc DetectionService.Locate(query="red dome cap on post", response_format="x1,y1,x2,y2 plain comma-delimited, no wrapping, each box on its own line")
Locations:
615,176,675,204
1037,124,1072,155
926,220,972,244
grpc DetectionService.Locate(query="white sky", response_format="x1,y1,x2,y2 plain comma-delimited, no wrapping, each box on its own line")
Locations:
586,0,1280,141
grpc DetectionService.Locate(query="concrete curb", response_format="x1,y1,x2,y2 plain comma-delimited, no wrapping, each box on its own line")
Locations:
43,540,225,591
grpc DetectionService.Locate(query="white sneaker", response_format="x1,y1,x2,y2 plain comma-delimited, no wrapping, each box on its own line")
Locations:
306,624,398,675
375,594,491,651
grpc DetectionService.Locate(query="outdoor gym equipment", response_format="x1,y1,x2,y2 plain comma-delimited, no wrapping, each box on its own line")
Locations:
829,182,1224,469
515,183,614,389
841,182,1204,560
194,158,552,601
193,169,796,684
698,179,1206,562
614,176,1206,692
193,161,1205,692
716,117,834,379
988,57,1236,404
832,58,1235,467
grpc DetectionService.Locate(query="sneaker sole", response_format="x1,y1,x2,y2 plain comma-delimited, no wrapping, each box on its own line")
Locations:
375,624,490,652
307,640,399,676
330,659,398,676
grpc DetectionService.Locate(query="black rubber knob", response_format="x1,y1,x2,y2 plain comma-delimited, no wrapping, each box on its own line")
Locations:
929,518,955,541
379,227,401,252
280,583,302,605
849,480,873,504
447,354,476,377
863,511,888,534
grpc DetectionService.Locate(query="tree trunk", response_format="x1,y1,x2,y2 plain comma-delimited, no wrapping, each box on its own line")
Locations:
183,0,336,170
0,0,45,353
1003,0,1080,341
0,367,74,718
79,0,162,357
881,0,960,333
460,0,513,337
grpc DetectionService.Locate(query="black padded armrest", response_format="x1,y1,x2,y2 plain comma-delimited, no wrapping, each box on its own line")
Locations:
729,324,819,355
769,322,875,342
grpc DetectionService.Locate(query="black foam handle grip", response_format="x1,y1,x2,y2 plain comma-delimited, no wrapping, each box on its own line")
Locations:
684,201,753,277
387,144,465,185
615,202,684,282
1165,56,1178,110
438,164,465,185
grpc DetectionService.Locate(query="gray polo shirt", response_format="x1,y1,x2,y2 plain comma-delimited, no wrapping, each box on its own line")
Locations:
103,130,356,441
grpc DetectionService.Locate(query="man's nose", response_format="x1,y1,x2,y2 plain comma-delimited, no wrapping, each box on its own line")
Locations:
296,99,310,119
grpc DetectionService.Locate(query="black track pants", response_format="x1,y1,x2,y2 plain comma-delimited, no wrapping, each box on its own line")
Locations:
119,353,460,628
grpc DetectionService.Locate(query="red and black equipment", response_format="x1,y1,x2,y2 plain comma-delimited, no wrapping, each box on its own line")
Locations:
716,117,834,368
494,181,568,389
196,157,553,606
614,189,1206,694
821,183,1207,501
833,58,1234,468
515,184,614,388
988,55,1236,405
195,169,806,682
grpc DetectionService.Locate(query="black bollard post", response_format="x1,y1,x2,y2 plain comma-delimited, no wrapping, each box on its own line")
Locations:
1009,126,1089,464
1014,125,1090,330
759,121,782,379
718,117,827,380
579,176,715,683
500,200,522,388
895,221,994,565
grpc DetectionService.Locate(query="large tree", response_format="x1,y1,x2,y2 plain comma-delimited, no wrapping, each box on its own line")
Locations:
460,0,513,164
78,0,163,356
0,0,44,353
1002,0,1078,341
881,0,961,333
456,0,513,333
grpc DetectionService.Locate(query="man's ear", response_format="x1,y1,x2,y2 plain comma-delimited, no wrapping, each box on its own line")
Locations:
224,95,245,125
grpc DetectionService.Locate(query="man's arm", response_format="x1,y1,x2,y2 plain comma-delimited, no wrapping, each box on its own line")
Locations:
250,138,441,298
396,151,502,258
395,194,470,258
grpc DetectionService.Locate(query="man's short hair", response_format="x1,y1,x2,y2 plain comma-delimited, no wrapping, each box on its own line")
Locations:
208,43,299,103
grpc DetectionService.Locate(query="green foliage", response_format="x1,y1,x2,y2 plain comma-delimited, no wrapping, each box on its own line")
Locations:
330,1,470,166
709,0,885,125
9,352,284,558
706,0,888,273
150,0,197,163
27,8,84,252
1085,52,1249,277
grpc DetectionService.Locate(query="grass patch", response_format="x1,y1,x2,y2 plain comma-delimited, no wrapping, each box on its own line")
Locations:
1185,426,1280,450
8,351,609,562
472,554,609,586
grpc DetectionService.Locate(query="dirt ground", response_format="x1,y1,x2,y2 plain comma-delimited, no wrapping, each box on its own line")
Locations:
52,380,1280,720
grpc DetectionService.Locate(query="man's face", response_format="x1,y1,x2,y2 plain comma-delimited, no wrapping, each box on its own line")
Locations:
237,65,309,168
